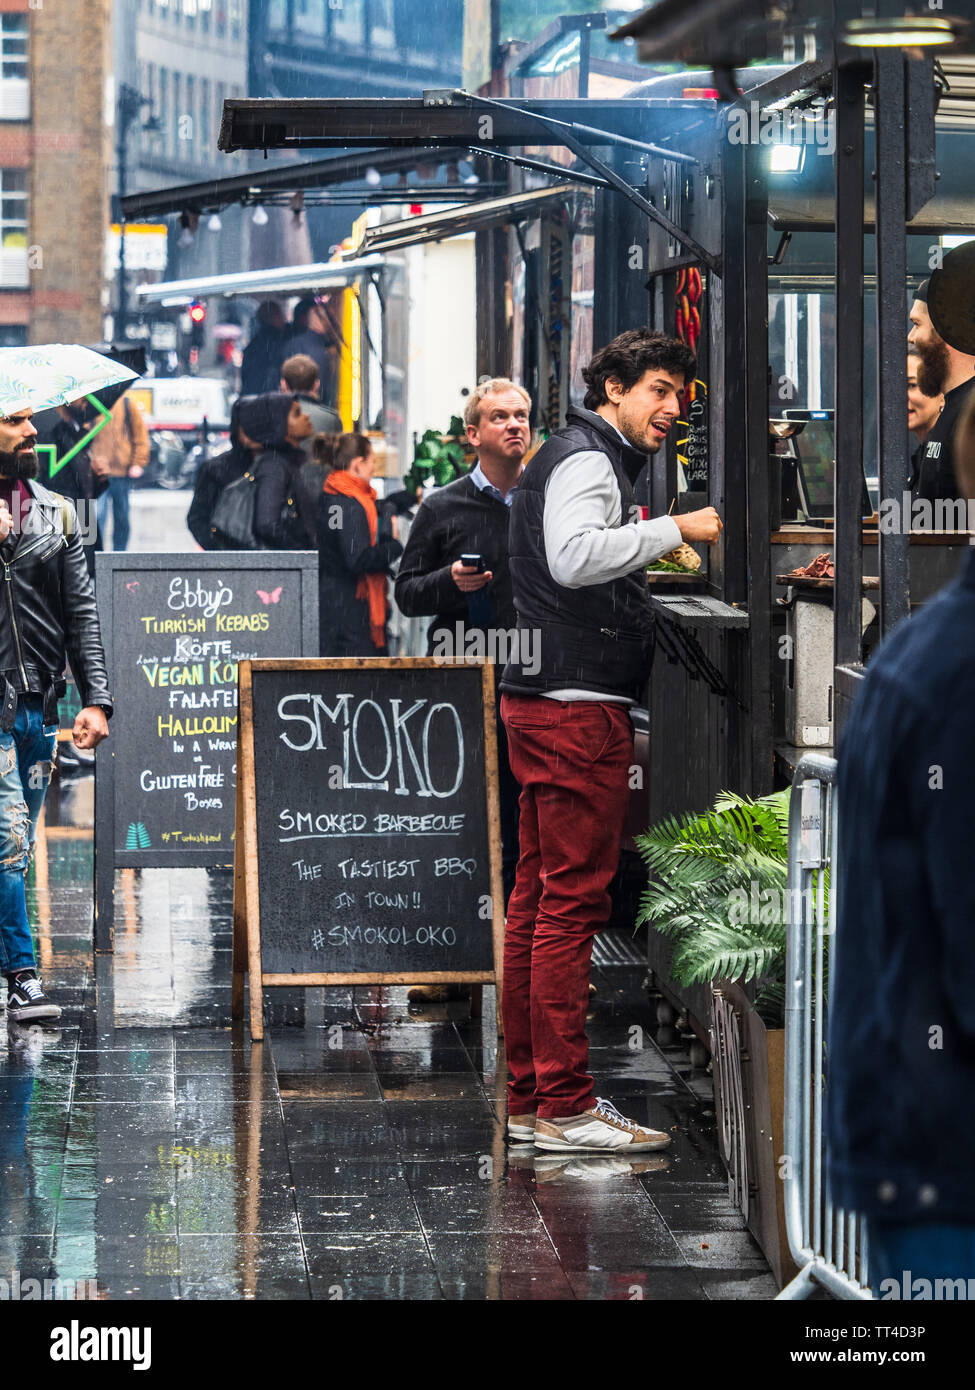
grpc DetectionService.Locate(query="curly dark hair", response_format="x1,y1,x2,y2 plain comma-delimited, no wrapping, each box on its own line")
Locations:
582,329,697,410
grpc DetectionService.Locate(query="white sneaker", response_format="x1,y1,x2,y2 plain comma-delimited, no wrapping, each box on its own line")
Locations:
506,1112,536,1142
533,1097,671,1153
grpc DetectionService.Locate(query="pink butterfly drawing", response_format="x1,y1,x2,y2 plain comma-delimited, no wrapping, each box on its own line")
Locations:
257,587,283,605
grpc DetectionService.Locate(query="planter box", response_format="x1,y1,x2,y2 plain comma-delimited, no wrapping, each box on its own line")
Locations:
710,980,797,1289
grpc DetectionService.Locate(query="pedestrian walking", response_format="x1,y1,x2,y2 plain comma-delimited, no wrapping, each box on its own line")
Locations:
0,405,112,1023
284,296,341,407
499,328,722,1152
240,300,287,397
279,352,343,505
317,432,402,656
92,391,149,552
827,390,975,1295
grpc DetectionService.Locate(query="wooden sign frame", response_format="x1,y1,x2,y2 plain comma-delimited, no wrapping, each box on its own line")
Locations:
231,657,505,1040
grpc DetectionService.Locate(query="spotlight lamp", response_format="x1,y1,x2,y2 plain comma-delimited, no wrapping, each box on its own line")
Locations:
842,14,970,50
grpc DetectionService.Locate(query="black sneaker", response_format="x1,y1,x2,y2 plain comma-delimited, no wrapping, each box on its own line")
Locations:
6,971,61,1023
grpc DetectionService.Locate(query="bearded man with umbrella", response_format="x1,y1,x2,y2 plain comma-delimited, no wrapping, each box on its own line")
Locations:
0,345,124,1022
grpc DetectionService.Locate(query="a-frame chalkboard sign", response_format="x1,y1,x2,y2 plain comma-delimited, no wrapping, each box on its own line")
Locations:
94,552,318,950
231,657,504,1040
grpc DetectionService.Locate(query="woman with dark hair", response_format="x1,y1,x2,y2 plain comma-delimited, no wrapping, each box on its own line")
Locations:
187,395,263,549
316,433,403,656
248,393,317,550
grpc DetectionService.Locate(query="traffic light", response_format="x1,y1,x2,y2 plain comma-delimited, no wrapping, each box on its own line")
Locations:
189,300,206,349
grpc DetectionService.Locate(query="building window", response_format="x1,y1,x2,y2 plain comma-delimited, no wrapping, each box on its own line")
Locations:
294,0,325,39
172,72,181,159
0,326,27,346
199,78,210,153
266,0,288,34
158,68,169,157
0,169,28,288
331,0,364,45
0,14,29,121
185,75,196,159
368,0,395,49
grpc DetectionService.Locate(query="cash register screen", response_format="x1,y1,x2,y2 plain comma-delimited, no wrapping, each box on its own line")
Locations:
795,418,835,517
787,412,873,521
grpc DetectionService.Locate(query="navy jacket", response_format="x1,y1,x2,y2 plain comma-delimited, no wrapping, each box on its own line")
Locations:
394,474,515,652
827,550,975,1223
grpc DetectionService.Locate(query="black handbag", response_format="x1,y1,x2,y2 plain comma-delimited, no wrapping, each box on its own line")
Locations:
211,465,260,549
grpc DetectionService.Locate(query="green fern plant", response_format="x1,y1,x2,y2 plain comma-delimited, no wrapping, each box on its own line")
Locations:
636,788,823,1027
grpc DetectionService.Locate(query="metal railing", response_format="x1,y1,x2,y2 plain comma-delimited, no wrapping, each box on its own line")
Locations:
776,752,872,1301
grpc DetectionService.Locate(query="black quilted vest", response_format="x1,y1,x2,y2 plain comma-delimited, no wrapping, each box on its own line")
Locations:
501,406,655,701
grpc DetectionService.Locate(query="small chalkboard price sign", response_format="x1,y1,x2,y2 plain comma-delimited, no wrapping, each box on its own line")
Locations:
231,658,504,1040
94,552,318,949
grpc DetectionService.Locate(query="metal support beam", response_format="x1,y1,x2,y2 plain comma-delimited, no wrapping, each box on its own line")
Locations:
466,145,611,191
593,146,651,353
906,55,937,221
875,50,911,637
459,91,721,275
474,174,508,383
121,145,475,220
833,60,868,738
744,139,773,794
712,141,747,788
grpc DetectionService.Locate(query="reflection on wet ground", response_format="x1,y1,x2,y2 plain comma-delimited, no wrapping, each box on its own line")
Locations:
0,772,774,1300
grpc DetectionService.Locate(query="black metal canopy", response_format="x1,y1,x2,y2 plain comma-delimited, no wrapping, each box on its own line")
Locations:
119,146,495,221
216,96,718,154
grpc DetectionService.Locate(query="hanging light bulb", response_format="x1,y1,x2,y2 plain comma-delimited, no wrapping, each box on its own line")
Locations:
365,166,381,187
251,204,268,226
178,208,197,247
207,212,222,232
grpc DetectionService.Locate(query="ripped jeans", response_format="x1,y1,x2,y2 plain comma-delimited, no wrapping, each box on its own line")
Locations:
0,696,57,974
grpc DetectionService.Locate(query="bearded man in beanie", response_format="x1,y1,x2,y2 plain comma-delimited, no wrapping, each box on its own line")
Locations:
908,278,975,511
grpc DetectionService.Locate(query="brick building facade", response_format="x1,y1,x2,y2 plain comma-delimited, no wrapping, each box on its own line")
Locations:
0,0,111,345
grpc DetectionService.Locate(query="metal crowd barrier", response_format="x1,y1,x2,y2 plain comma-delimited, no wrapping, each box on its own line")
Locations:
776,753,872,1301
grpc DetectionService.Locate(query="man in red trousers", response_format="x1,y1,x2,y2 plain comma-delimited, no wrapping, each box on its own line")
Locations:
500,329,722,1152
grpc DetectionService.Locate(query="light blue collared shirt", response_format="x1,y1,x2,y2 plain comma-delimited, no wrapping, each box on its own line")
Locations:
469,460,520,508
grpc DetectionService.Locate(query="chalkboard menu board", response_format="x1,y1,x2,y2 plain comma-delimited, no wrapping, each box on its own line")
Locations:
232,658,503,1039
94,553,318,948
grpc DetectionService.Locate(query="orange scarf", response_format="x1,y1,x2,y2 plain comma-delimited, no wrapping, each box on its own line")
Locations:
323,469,387,650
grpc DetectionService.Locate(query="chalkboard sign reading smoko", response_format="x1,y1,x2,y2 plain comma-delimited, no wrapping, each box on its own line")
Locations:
232,659,503,1040
94,553,318,949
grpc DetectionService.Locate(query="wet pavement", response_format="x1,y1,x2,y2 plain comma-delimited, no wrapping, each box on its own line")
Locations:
0,768,775,1300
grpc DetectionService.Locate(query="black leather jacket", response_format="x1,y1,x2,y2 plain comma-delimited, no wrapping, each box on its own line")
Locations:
0,481,112,729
